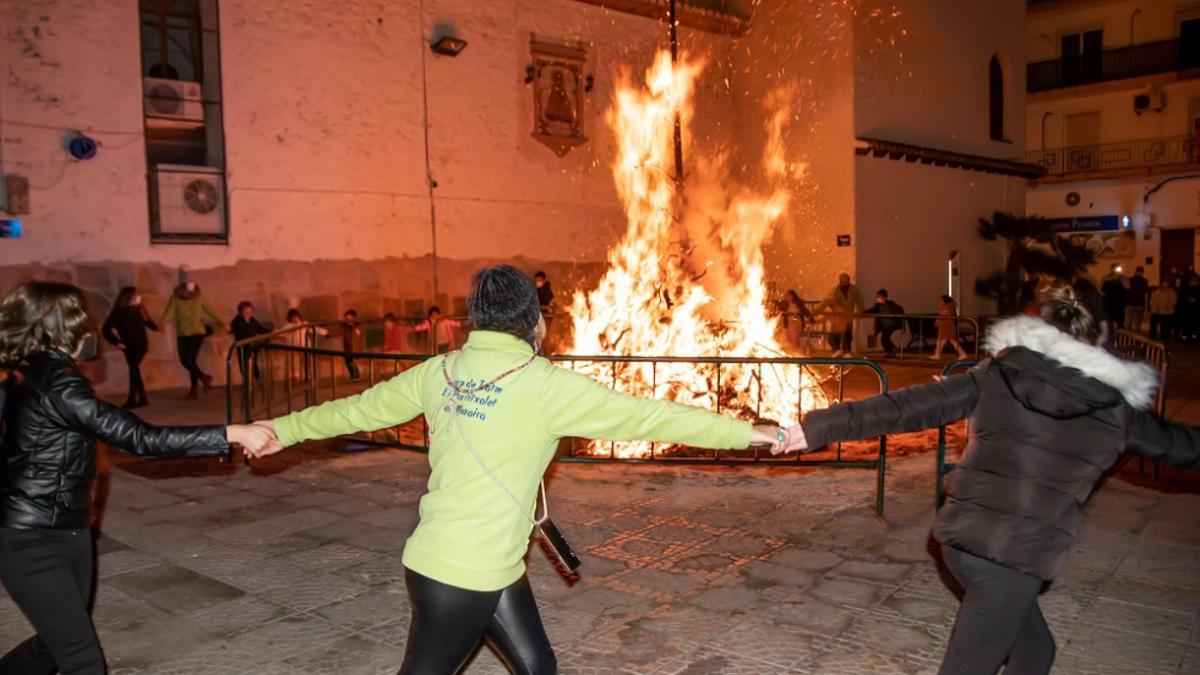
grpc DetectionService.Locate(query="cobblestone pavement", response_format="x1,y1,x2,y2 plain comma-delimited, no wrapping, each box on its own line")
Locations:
2,347,1197,675
0,439,1196,674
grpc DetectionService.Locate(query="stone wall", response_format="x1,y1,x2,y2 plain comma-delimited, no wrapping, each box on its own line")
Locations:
0,258,604,396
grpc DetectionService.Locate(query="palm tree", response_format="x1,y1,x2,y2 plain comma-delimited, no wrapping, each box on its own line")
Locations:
975,211,1097,315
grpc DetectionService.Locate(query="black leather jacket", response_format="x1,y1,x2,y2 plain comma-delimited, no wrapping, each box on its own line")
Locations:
1,350,228,529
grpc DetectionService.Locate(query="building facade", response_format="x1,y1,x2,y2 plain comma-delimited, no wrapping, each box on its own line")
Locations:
1026,0,1200,285
0,0,1025,392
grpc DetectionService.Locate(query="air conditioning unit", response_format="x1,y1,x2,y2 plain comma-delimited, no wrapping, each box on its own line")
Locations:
1133,86,1166,115
143,77,204,122
153,165,224,235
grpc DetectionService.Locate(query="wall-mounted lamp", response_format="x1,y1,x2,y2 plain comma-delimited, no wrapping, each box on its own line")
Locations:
431,35,468,56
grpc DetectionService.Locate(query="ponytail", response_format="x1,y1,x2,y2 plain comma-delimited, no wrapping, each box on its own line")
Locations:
1038,280,1105,344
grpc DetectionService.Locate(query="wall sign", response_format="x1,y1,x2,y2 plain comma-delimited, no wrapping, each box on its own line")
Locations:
0,220,23,238
1045,215,1120,233
836,234,852,247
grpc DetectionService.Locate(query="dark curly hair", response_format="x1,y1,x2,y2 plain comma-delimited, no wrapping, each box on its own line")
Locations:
0,281,92,368
467,265,541,344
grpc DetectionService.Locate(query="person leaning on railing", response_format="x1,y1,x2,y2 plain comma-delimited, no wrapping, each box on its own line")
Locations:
774,280,1200,675
246,264,788,675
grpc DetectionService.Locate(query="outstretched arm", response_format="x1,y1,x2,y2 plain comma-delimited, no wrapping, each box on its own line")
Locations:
1125,409,1200,469
272,359,430,447
50,372,228,458
799,367,984,450
202,297,224,325
157,295,176,327
543,367,751,450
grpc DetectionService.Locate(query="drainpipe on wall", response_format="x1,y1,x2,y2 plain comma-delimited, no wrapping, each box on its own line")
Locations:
1040,111,1055,151
419,0,440,298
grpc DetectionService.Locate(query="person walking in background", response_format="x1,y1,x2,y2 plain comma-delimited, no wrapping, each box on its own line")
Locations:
1124,266,1149,333
933,295,968,360
280,308,328,381
1149,282,1178,341
382,313,403,353
247,265,789,674
1100,263,1129,331
281,308,329,347
158,265,223,399
341,309,363,380
0,281,275,675
413,306,463,354
816,273,865,357
101,287,158,409
863,289,904,358
774,281,1199,675
230,301,271,385
780,289,813,352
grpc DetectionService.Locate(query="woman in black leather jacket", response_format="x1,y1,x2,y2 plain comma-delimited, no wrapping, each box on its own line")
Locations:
777,280,1199,675
0,281,275,675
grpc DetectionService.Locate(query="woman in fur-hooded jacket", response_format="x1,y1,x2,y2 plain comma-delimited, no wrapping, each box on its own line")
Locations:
780,281,1199,675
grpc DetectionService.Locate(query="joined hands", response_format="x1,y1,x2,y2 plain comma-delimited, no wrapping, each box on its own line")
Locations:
750,423,810,456
225,419,284,459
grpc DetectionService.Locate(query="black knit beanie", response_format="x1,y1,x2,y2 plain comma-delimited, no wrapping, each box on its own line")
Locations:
467,265,541,344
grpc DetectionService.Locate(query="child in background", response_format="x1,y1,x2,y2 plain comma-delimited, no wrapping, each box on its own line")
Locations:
230,301,271,384
382,313,408,353
342,309,363,379
413,306,463,354
933,294,968,360
279,308,328,381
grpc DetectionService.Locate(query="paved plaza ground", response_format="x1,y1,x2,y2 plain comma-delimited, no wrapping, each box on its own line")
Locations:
1,350,1197,674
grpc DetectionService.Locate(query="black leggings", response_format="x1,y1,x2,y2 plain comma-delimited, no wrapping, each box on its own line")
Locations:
400,568,555,675
177,334,208,385
0,528,104,675
124,348,148,404
938,545,1055,675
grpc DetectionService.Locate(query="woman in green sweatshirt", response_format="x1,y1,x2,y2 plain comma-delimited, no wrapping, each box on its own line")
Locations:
158,265,223,399
254,265,784,675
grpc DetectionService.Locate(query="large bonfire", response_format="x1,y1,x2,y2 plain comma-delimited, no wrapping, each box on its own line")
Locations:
567,51,829,457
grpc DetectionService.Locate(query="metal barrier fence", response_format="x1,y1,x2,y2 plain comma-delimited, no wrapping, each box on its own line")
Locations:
226,326,894,515
782,310,982,361
1112,329,1170,480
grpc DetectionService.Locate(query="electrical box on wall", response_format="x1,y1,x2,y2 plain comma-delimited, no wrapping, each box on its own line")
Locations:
4,175,30,215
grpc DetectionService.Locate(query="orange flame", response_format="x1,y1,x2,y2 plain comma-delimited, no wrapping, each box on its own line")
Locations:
569,51,827,457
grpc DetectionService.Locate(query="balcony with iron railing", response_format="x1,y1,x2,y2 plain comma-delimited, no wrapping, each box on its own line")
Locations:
1028,38,1200,92
1027,134,1199,179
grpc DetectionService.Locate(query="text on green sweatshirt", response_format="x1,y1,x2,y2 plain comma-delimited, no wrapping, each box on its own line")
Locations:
273,330,751,591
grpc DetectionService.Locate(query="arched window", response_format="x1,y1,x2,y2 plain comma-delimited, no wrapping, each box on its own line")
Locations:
989,55,1005,141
